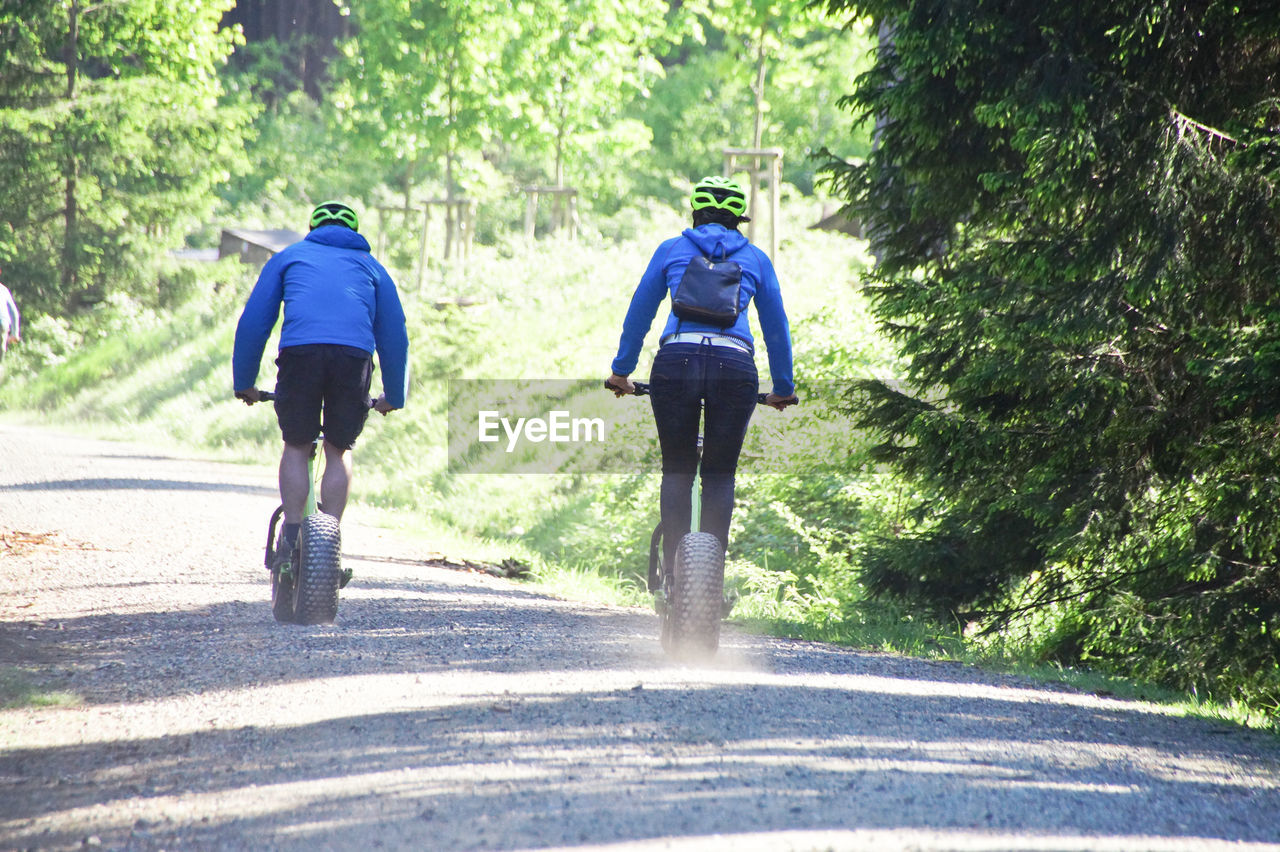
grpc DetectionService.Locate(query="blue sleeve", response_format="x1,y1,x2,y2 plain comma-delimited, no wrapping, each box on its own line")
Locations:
752,248,794,397
232,254,286,392
372,266,410,408
611,243,671,376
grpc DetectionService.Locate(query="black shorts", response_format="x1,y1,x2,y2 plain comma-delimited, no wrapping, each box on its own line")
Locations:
273,344,373,450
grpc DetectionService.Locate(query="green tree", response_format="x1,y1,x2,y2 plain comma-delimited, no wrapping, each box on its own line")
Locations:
502,0,667,206
822,0,1280,707
331,0,517,206
0,0,250,315
638,3,871,199
694,0,825,152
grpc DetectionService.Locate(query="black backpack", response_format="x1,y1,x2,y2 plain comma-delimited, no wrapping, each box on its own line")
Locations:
671,248,742,328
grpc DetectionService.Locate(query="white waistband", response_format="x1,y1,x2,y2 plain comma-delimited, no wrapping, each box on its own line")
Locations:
661,332,752,353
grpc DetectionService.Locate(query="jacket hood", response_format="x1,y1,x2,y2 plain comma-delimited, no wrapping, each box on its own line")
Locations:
682,223,748,259
305,224,371,252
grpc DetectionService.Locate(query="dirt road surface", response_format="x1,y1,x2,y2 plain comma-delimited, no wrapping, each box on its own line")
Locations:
3,423,1280,851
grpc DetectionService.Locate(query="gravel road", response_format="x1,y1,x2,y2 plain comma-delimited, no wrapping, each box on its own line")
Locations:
3,423,1280,852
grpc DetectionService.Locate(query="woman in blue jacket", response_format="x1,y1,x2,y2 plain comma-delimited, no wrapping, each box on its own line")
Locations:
607,176,798,569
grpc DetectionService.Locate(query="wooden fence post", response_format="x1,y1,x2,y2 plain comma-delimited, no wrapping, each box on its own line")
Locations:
722,147,783,258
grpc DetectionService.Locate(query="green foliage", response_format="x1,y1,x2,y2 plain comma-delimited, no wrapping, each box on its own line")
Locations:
0,0,874,322
313,1,873,218
0,0,251,316
214,90,377,229
7,0,1265,715
500,0,667,194
330,0,520,200
821,0,1280,709
0,257,249,415
634,3,873,201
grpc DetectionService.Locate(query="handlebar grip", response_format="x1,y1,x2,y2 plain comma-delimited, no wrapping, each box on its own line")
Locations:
604,379,650,396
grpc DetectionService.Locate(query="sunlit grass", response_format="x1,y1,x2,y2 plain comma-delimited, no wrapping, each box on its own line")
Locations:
525,560,650,608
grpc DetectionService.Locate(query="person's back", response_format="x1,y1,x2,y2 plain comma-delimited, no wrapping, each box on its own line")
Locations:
232,201,409,569
233,223,408,399
607,176,797,569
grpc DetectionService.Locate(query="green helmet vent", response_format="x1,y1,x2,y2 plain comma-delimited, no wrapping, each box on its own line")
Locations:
309,201,360,232
690,176,748,217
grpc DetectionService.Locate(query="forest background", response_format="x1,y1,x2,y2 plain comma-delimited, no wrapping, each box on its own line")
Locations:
3,0,1280,724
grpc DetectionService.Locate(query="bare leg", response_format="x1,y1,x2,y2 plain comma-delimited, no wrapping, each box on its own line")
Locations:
279,442,312,525
319,439,353,520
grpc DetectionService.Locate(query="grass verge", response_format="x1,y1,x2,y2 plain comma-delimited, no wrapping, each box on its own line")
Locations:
0,667,81,710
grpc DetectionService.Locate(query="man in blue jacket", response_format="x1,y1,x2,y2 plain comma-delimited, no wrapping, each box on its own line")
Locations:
607,176,797,571
233,201,409,565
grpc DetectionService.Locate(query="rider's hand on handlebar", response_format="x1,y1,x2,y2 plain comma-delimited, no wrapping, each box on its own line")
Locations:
235,388,262,405
764,393,799,411
606,373,636,397
373,394,397,416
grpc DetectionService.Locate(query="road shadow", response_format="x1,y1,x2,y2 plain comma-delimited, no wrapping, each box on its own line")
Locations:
3,577,664,701
0,477,276,497
5,557,1280,850
3,672,1278,849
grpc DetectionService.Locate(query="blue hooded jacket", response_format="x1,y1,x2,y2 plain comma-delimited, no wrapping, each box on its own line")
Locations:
232,225,410,408
611,223,794,397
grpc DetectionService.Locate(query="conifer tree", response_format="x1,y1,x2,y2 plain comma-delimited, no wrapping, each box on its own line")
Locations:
822,0,1280,704
0,0,248,314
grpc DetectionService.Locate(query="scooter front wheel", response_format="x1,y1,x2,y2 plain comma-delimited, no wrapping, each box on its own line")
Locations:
292,512,343,625
668,531,725,661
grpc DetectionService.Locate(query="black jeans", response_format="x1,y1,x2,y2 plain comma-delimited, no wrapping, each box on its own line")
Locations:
649,342,759,568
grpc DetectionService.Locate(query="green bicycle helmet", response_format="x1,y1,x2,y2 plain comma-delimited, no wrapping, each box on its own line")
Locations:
690,176,749,220
309,201,360,232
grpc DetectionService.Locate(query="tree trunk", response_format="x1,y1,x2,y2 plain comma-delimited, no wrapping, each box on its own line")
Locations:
444,35,458,259
746,21,768,232
554,99,566,233
555,83,566,190
405,158,414,210
752,21,766,150
62,0,80,298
